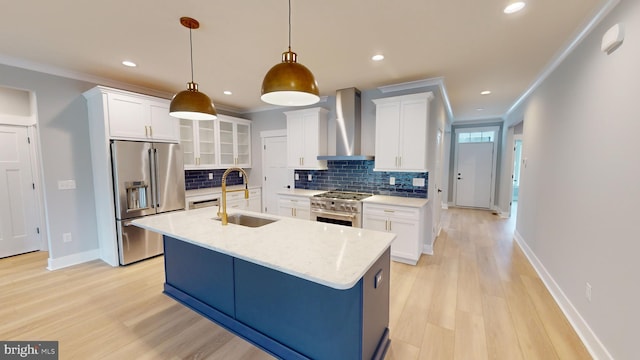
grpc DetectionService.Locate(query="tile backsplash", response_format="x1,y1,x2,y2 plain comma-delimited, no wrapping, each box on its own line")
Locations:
185,169,245,190
294,160,428,198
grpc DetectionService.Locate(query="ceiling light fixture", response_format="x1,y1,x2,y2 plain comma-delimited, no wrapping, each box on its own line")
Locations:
261,0,320,107
504,2,526,14
481,90,492,95
122,60,137,67
372,54,385,61
223,90,232,95
169,17,217,121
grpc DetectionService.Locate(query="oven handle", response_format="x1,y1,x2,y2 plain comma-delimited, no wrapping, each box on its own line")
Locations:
312,209,356,220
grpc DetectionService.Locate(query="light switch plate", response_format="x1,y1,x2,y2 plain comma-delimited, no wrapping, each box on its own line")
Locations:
208,173,213,180
308,174,313,181
412,178,426,187
389,177,396,185
295,173,299,181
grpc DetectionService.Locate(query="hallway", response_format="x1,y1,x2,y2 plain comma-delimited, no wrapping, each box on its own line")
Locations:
386,207,590,359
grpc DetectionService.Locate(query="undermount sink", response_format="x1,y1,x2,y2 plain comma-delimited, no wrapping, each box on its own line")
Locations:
214,214,278,228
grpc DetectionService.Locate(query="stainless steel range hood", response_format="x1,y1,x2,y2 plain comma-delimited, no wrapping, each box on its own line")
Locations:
317,87,374,161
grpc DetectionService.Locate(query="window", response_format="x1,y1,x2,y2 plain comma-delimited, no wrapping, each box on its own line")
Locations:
458,131,495,143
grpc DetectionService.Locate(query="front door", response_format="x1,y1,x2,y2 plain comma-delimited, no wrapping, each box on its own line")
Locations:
455,142,494,208
0,125,39,258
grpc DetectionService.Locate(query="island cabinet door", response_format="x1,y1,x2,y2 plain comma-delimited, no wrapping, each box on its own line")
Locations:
233,249,391,360
234,259,363,359
163,236,236,317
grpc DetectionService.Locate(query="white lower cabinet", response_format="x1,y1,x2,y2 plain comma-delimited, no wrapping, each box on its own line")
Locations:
226,188,262,212
363,203,426,265
278,195,311,220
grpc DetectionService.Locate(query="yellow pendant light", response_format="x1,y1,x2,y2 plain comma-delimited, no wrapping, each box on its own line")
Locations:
261,0,320,107
169,17,217,121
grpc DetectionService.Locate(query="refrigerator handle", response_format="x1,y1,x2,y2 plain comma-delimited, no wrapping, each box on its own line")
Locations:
154,148,161,208
149,148,156,209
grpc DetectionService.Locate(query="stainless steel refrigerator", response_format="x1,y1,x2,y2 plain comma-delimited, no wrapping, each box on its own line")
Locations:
111,140,185,265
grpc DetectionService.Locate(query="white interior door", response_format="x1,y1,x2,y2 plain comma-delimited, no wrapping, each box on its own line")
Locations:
0,125,39,258
262,136,291,215
455,142,494,208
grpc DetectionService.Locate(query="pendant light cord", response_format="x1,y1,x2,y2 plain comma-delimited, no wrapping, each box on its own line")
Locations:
288,0,292,51
189,27,194,83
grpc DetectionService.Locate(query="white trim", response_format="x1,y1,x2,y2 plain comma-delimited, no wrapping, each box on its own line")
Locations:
513,231,613,360
441,203,449,210
260,129,287,138
422,243,434,256
47,249,101,271
505,0,621,122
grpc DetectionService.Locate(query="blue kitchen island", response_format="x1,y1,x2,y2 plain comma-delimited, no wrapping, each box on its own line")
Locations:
132,208,395,360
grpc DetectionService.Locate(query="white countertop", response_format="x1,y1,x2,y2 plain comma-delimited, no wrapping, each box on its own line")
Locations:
363,195,429,208
276,189,327,197
132,208,395,290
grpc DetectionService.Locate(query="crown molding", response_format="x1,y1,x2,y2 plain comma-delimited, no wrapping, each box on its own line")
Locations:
377,77,454,124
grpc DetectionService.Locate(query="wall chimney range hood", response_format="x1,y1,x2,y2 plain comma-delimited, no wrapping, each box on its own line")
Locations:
317,87,374,161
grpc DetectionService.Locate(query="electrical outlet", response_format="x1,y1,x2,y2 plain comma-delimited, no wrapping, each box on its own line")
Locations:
389,177,396,185
412,178,426,187
208,173,213,180
585,282,592,302
63,232,72,243
295,173,299,181
239,172,243,177
308,174,313,181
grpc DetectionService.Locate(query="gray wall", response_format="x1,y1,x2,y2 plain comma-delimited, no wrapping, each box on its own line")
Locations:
0,64,98,260
513,1,639,358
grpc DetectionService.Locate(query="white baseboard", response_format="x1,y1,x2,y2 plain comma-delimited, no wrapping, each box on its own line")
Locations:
422,243,434,255
513,231,613,360
47,249,101,271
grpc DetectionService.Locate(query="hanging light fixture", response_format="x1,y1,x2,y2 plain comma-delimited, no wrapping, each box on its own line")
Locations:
261,0,320,106
169,17,217,120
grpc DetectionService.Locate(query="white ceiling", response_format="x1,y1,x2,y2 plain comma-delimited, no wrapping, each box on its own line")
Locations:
0,0,608,121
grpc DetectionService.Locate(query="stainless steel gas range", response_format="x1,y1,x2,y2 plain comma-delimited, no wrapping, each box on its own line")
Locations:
310,191,373,228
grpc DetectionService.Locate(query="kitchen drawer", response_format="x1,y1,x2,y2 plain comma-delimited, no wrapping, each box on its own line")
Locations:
363,204,419,220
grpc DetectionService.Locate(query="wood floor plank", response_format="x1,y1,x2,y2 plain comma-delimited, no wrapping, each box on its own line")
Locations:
418,324,454,360
453,310,488,360
482,294,525,360
386,338,420,360
520,275,591,360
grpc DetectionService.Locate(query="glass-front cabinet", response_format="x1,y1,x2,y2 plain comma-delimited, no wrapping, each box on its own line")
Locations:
180,119,218,169
218,115,251,168
180,115,251,170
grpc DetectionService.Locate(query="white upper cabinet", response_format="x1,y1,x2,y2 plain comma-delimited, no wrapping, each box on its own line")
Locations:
89,87,179,142
285,107,328,170
373,92,434,172
180,119,218,169
218,115,252,168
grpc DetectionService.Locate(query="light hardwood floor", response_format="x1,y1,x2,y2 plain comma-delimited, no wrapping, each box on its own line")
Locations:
0,208,591,359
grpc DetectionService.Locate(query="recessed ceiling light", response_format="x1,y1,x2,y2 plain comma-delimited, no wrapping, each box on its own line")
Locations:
504,2,526,14
371,54,385,61
121,60,137,67
481,90,492,95
476,107,485,111
223,90,232,95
